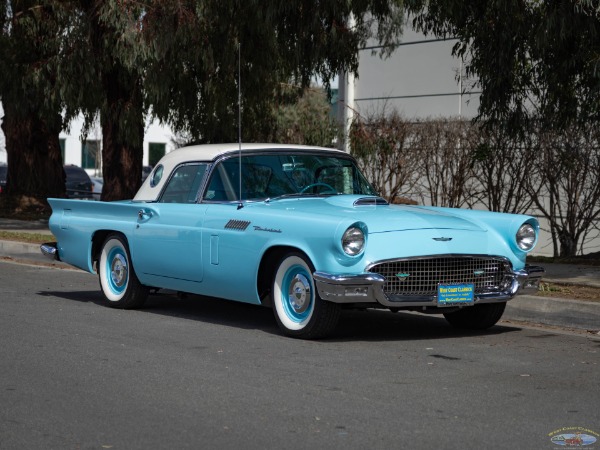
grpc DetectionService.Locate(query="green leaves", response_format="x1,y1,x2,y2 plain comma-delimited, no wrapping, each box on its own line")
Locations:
409,0,600,135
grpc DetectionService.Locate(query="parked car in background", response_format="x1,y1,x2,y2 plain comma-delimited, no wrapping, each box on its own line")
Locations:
42,144,544,339
91,176,103,201
0,163,6,194
64,165,94,199
142,165,153,182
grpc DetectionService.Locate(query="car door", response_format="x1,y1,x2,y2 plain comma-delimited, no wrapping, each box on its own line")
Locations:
130,163,208,284
198,157,272,304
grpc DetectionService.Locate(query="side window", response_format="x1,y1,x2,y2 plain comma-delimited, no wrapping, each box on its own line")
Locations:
203,158,273,202
159,163,207,203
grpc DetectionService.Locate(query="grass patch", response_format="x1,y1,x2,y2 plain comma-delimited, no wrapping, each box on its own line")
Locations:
536,282,600,302
0,230,54,244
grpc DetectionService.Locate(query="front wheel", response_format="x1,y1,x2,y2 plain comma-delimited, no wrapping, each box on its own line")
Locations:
98,234,148,309
443,302,506,330
271,253,340,339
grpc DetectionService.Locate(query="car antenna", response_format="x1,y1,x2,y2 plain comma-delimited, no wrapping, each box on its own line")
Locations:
237,41,244,210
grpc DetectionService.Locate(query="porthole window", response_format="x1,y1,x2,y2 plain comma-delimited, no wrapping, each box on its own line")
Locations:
150,165,164,187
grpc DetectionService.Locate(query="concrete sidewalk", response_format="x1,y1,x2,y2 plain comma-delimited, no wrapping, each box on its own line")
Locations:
1,218,599,333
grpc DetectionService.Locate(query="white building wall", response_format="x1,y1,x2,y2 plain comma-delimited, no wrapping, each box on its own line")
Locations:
353,28,480,120
0,104,175,170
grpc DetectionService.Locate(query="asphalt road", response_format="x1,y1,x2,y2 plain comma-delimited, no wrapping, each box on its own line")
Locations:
1,261,599,450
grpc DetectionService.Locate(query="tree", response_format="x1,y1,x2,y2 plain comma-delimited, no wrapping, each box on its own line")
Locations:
471,128,539,214
350,110,421,203
408,0,600,134
2,0,410,205
271,86,340,147
143,0,408,144
413,119,475,208
78,0,146,201
0,1,69,210
526,124,600,257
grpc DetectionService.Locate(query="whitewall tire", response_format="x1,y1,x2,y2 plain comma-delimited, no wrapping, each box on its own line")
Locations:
98,234,148,309
271,253,340,339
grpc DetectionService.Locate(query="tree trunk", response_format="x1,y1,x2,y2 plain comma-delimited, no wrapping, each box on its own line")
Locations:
1,103,65,210
558,232,578,258
100,68,144,201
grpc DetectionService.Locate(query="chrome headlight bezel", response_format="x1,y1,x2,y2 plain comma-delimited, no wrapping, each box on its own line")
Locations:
342,226,365,256
516,223,537,252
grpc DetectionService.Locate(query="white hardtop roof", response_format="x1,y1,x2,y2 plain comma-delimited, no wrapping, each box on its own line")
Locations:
134,143,347,202
159,143,345,165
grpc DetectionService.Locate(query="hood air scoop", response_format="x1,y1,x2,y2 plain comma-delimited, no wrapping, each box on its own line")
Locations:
353,197,389,206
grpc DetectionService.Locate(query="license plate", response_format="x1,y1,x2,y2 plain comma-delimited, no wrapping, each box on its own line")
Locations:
437,283,474,307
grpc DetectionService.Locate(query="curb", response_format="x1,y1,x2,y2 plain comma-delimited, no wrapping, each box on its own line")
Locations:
0,239,67,266
504,295,600,332
1,239,599,334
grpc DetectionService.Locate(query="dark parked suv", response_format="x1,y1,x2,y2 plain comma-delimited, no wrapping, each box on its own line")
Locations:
64,165,94,199
0,163,7,194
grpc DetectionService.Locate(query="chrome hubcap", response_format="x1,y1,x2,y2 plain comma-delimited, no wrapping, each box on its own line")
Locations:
110,254,128,288
288,274,311,314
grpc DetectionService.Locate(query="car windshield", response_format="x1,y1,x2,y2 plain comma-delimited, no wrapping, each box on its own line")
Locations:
203,153,377,202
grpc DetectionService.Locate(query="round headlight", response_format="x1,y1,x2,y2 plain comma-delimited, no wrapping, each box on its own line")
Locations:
342,227,365,256
516,223,536,251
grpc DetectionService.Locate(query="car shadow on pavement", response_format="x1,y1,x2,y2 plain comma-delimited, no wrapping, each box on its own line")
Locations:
39,289,521,341
331,308,520,342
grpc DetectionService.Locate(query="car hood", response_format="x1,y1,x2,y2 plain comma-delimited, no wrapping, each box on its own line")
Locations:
261,196,486,233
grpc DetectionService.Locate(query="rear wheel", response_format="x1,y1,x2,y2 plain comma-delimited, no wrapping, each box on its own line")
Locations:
98,234,148,309
271,253,340,339
443,302,506,330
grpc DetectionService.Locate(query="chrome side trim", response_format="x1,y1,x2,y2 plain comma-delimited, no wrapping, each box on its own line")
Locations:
40,242,60,261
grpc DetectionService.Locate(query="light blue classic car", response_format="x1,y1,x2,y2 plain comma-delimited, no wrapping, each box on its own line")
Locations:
42,144,544,338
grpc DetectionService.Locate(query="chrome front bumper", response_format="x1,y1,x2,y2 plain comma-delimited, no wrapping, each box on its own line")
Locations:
313,265,545,308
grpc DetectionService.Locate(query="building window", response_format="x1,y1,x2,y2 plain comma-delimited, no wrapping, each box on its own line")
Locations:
81,140,100,169
149,143,166,167
59,139,66,163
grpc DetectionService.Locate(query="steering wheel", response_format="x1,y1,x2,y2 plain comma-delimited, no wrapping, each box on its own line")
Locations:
299,182,337,194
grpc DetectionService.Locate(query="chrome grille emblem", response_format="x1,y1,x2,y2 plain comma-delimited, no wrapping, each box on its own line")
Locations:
395,273,410,281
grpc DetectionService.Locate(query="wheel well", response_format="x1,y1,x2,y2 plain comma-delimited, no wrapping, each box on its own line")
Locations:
257,246,310,308
91,230,125,271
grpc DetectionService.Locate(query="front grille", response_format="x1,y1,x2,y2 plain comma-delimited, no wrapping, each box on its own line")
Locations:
367,256,512,299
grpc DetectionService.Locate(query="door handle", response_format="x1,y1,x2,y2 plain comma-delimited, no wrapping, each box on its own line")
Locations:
138,209,153,221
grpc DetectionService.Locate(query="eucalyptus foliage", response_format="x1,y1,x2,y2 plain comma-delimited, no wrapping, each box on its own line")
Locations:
408,0,600,133
1,0,407,203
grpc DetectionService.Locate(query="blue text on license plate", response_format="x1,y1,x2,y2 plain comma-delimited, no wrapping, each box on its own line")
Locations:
437,283,474,307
